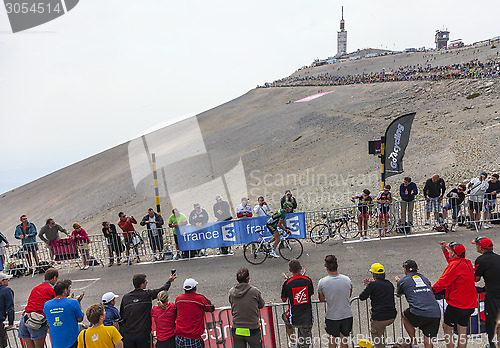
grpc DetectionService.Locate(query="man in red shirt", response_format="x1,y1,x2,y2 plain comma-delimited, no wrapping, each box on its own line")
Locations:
432,242,477,348
117,212,141,263
175,278,214,348
18,268,59,348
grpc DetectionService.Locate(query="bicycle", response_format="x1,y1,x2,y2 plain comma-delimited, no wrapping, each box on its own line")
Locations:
309,211,359,244
243,228,303,265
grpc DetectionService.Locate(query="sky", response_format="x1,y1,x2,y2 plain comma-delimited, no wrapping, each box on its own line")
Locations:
1,0,499,194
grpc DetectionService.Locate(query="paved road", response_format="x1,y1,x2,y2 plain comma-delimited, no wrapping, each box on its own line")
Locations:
8,225,499,322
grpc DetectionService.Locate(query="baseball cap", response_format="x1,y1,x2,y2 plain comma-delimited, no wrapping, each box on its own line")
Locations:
369,263,385,274
215,194,222,200
358,340,374,348
193,203,200,208
0,273,13,281
241,197,248,202
102,292,119,304
446,242,466,257
471,236,493,250
183,278,198,290
403,260,418,272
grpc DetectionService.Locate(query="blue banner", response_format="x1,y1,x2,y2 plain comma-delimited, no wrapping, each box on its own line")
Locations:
177,213,306,251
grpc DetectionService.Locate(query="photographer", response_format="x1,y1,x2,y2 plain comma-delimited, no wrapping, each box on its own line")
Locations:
280,190,297,213
254,196,271,217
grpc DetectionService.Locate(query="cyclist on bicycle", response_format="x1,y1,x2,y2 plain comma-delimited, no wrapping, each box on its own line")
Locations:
266,202,293,258
352,189,373,241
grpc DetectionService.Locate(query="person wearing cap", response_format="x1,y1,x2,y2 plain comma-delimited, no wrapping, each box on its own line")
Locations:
18,268,59,348
471,237,500,348
168,209,187,259
432,242,477,348
467,172,489,229
213,195,232,255
229,268,265,348
151,291,176,348
119,272,176,348
140,208,165,261
483,173,499,229
102,292,121,327
0,273,14,348
188,204,209,228
71,223,91,270
236,197,253,218
280,260,314,348
281,190,297,213
77,303,123,348
395,260,441,348
359,263,397,348
175,278,214,348
254,196,271,217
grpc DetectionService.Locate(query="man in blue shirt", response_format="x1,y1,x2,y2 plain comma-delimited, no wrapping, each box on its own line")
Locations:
0,273,14,348
400,177,418,227
43,280,84,348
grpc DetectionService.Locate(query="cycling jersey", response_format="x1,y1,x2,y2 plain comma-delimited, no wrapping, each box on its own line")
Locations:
354,194,373,215
377,191,392,216
267,209,287,226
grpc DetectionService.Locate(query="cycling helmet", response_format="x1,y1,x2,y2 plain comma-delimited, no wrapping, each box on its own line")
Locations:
283,202,293,209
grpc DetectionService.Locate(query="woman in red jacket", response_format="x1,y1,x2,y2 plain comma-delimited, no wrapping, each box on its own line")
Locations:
71,223,91,270
433,241,477,348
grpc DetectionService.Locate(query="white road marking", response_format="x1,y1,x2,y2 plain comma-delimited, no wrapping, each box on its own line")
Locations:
343,231,446,244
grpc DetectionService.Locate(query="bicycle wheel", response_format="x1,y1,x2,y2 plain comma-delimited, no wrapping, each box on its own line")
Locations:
243,241,268,265
309,224,330,244
339,217,360,239
279,238,303,261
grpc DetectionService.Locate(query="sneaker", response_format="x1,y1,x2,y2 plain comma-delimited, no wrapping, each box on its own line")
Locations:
434,220,439,226
451,225,456,232
117,260,121,265
425,220,430,225
484,223,491,229
359,237,364,242
108,262,113,267
365,236,370,240
83,265,89,270
269,250,279,258
136,257,141,263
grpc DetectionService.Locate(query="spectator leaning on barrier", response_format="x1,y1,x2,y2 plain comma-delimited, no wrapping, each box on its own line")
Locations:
140,208,165,261
38,218,69,261
168,209,187,259
236,197,253,218
18,267,59,348
213,195,232,255
318,255,353,348
443,184,466,232
0,273,14,348
175,278,215,348
43,279,84,348
467,172,489,228
395,260,441,348
78,303,123,348
432,242,477,348
0,232,9,270
281,259,314,348
400,177,418,227
423,174,446,227
151,291,176,348
281,190,298,213
14,214,39,268
359,263,397,348
119,272,176,348
71,223,91,270
102,222,123,267
471,237,500,348
117,212,141,264
483,174,499,229
189,204,209,228
254,196,271,217
102,292,121,327
229,268,265,348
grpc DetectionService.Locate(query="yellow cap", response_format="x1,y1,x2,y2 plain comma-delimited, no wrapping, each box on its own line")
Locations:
369,263,385,274
358,340,374,348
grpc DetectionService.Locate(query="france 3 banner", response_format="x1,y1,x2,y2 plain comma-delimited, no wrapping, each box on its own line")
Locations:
177,213,306,251
384,112,415,178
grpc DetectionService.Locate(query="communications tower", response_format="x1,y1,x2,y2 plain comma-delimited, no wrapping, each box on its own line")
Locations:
337,6,347,57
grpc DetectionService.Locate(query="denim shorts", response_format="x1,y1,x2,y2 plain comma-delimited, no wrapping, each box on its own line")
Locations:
18,315,48,340
443,204,460,219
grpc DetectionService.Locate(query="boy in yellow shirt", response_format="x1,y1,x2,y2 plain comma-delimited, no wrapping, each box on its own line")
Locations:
78,304,123,348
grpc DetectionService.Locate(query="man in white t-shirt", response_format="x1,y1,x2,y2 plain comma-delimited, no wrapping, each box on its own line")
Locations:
467,172,489,228
254,196,271,217
318,255,353,348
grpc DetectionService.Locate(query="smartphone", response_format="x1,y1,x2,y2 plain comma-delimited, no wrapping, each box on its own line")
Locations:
171,269,176,275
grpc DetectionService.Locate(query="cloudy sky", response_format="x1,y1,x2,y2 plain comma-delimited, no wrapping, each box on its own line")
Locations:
0,0,499,194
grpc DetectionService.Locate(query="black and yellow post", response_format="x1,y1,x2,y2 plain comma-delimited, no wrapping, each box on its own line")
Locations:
151,153,161,214
380,136,385,190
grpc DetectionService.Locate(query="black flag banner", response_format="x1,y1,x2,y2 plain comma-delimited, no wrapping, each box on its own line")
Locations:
384,112,415,178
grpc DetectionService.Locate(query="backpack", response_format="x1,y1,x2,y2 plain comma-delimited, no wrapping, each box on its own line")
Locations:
435,213,449,233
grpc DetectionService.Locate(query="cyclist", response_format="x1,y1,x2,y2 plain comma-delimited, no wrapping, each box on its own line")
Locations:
352,189,373,241
266,202,293,258
376,185,393,237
